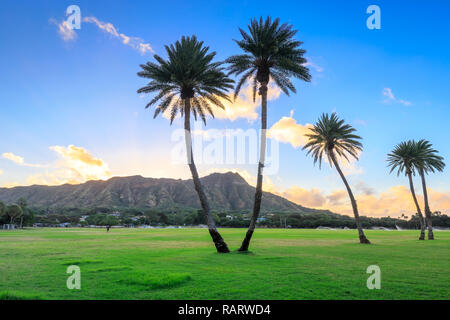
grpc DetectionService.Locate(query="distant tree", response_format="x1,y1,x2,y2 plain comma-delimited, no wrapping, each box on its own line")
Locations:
413,140,445,240
104,216,119,226
137,36,233,253
0,201,6,224
17,198,28,228
158,212,170,225
7,204,23,225
387,140,426,240
227,16,311,252
144,211,160,225
302,113,370,244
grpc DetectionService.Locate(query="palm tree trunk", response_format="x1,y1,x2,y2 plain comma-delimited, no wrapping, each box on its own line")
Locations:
419,168,434,240
407,171,425,240
239,83,268,252
330,151,370,244
184,98,230,253
20,216,23,229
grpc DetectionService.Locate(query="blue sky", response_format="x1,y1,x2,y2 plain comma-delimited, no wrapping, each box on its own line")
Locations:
1,0,449,217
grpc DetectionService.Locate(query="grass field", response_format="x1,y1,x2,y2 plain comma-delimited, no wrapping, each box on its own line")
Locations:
0,228,449,300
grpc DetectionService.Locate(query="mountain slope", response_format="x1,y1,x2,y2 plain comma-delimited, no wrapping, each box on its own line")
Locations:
0,172,328,214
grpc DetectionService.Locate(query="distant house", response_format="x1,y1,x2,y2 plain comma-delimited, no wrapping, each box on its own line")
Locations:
226,215,233,220
79,215,88,222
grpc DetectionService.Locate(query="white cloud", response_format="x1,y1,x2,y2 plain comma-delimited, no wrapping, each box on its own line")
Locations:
267,111,313,148
233,173,450,218
49,145,111,183
302,57,324,73
161,81,282,123
353,119,367,126
0,169,3,175
2,152,45,168
83,16,153,54
281,186,327,207
1,145,111,187
267,112,364,176
51,15,153,54
382,88,411,106
2,152,24,165
50,18,77,41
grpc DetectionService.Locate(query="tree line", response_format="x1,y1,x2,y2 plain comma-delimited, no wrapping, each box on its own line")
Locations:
0,198,34,228
7,206,448,230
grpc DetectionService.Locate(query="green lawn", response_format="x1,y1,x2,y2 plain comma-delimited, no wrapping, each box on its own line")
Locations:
0,228,449,300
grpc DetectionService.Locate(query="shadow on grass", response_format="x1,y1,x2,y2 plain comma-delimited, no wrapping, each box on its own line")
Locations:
118,272,192,290
60,259,103,266
0,291,44,300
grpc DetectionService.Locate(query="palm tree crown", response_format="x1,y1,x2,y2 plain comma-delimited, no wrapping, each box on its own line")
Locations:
137,35,234,123
413,139,445,174
302,113,363,168
226,16,311,100
387,140,419,176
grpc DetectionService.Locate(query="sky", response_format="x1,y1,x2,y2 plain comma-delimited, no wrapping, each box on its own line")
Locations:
1,0,450,217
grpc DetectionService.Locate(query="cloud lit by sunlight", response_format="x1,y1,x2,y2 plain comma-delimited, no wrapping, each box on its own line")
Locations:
2,152,45,168
49,145,111,183
268,111,313,148
160,81,282,123
2,152,24,165
1,145,111,187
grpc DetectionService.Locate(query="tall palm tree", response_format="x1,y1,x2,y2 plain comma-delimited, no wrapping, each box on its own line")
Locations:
303,113,370,244
413,139,445,240
137,36,234,253
387,141,426,240
226,16,311,251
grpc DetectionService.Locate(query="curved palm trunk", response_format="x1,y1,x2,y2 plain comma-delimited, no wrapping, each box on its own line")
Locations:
419,168,434,240
407,171,425,240
330,151,370,244
184,98,230,253
239,84,268,252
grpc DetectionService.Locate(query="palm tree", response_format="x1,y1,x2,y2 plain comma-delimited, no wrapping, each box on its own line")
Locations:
226,17,311,251
303,113,370,244
17,198,28,228
387,141,426,240
137,36,234,253
413,139,445,240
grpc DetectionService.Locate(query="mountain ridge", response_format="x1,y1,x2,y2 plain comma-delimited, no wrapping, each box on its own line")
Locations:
0,172,332,215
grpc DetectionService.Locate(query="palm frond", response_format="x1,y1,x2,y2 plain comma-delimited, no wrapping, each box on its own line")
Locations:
227,16,311,97
302,113,363,169
137,35,234,125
